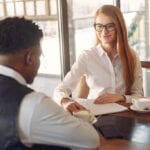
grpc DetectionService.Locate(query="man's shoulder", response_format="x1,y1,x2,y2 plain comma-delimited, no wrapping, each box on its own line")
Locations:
23,91,56,108
24,91,47,103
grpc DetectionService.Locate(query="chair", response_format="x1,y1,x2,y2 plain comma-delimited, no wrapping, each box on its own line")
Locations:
76,75,89,98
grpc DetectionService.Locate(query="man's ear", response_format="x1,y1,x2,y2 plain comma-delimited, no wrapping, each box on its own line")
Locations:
25,50,33,65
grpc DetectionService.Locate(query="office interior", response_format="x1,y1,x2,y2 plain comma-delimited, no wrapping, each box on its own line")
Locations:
0,0,149,97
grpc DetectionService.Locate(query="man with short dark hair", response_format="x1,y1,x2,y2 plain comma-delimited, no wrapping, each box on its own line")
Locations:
0,17,100,150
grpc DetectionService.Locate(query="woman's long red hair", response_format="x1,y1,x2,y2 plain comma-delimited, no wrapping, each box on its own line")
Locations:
94,5,135,94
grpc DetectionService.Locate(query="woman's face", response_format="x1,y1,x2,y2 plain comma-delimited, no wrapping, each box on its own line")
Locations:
95,14,117,46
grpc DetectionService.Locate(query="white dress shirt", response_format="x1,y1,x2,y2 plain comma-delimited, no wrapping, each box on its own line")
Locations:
53,44,143,104
0,65,100,150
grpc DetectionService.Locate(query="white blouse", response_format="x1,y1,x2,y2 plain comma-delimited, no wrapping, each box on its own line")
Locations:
53,44,143,104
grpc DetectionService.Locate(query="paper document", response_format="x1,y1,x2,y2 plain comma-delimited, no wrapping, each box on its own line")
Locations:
75,98,128,115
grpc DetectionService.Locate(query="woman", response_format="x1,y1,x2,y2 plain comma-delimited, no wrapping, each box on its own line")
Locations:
53,5,143,114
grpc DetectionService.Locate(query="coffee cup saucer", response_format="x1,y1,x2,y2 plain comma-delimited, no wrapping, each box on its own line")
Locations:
130,105,150,113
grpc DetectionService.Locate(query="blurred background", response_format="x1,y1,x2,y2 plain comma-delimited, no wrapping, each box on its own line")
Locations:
0,0,149,97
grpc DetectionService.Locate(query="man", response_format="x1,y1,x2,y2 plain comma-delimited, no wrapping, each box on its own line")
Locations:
0,17,100,150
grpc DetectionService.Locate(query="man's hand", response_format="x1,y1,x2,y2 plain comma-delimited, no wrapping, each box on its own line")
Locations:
61,98,86,114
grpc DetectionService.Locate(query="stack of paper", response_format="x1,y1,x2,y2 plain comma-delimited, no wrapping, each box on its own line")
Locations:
75,98,128,115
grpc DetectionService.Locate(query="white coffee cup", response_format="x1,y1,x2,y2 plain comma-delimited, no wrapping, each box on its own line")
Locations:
132,98,150,110
73,110,97,124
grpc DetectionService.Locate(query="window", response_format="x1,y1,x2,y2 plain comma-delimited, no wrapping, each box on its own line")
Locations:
0,0,61,96
120,0,150,96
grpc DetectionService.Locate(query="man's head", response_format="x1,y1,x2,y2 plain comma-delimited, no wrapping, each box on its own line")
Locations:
0,17,43,84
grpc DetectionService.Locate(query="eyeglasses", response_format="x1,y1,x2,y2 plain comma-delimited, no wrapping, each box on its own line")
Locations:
94,23,115,32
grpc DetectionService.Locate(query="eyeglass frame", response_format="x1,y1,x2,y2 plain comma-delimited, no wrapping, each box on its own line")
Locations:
94,23,116,32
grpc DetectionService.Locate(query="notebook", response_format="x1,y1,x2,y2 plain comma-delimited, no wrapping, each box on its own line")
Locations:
74,98,128,115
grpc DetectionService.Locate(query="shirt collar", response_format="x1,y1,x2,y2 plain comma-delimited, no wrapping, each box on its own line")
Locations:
96,44,107,56
0,65,27,85
96,44,119,58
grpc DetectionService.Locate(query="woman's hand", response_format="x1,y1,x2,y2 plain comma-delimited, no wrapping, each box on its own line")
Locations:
61,98,86,114
94,93,125,104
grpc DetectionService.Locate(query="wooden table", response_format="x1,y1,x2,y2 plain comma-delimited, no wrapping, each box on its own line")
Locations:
99,137,150,150
97,102,150,150
141,60,150,69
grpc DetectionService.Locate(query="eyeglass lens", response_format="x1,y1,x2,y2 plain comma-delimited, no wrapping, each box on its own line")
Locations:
94,23,115,32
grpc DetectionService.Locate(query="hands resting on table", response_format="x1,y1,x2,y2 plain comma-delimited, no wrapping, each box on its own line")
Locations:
61,93,125,124
61,93,125,114
61,97,97,124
